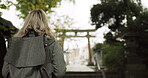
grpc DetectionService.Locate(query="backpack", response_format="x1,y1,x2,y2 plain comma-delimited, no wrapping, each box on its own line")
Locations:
2,34,53,78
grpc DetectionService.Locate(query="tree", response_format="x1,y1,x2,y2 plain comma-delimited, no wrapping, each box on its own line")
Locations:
90,0,142,37
13,0,61,18
0,0,17,37
0,0,12,15
7,0,74,19
91,0,148,77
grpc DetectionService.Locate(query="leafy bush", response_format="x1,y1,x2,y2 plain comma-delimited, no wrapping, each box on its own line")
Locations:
92,43,103,53
102,42,125,72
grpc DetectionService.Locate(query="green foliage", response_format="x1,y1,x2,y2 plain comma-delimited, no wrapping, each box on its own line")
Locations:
0,0,12,9
0,4,7,9
102,42,125,72
0,0,12,16
90,0,143,36
7,0,75,19
0,0,12,31
128,10,148,32
92,43,102,53
91,1,125,29
13,0,62,18
0,16,18,37
0,25,8,31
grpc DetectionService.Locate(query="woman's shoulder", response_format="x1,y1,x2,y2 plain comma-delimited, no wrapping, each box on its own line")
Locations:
44,35,57,46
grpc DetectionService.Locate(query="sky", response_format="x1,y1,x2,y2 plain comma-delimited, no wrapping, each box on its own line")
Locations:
141,0,148,8
50,0,100,29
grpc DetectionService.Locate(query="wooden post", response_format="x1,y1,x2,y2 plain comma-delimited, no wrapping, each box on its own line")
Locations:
61,32,66,50
87,32,93,65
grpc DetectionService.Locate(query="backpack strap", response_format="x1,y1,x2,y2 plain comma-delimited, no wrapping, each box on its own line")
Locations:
41,35,55,77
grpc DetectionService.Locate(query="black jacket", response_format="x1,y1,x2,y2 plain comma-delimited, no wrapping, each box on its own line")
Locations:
0,32,7,72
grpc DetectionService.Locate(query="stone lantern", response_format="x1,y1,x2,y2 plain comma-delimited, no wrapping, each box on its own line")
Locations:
123,32,148,78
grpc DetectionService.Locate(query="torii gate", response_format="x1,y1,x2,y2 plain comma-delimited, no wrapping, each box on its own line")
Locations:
55,29,96,65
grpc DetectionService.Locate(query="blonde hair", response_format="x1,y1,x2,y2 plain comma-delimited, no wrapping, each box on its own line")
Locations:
14,9,54,39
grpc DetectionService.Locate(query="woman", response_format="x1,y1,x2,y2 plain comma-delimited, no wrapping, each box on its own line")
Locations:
2,9,66,78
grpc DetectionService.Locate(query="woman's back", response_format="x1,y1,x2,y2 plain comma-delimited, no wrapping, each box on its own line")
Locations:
2,9,66,78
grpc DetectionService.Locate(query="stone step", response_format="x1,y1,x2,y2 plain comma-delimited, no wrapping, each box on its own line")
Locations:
63,72,102,78
62,65,103,78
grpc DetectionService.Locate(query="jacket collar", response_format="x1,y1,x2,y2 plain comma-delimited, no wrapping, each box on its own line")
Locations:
25,29,38,37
